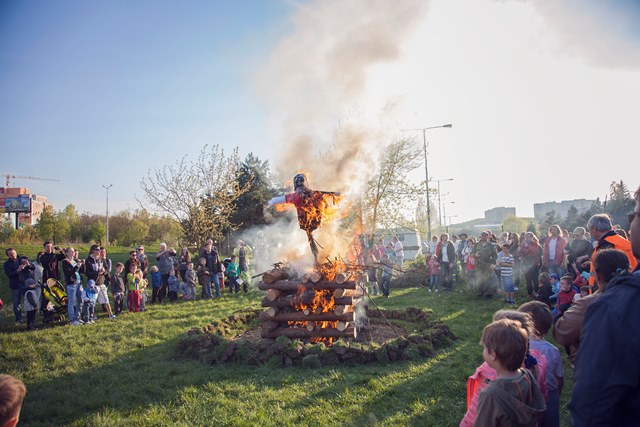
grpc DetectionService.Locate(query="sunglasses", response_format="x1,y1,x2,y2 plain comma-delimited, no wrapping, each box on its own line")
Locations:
628,211,640,224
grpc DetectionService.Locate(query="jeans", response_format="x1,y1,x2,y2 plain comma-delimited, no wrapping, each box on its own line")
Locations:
202,278,213,299
439,261,452,290
543,389,560,427
82,300,95,322
548,263,565,278
67,284,80,322
429,274,438,290
11,286,23,322
211,274,220,297
381,275,391,296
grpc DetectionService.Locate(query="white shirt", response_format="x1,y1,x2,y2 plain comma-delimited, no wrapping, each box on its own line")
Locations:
394,241,404,258
548,237,557,262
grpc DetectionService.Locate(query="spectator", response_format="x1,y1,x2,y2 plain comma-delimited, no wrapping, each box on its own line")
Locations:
177,248,191,281
471,231,498,298
555,275,576,316
200,240,222,299
463,238,476,289
587,213,637,284
37,241,65,285
184,262,197,300
149,265,163,304
126,264,142,312
136,246,149,278
23,278,40,331
197,256,213,299
393,236,404,271
110,262,126,316
519,301,563,427
566,227,593,277
553,249,630,366
497,243,516,304
428,235,439,255
569,185,640,425
226,255,240,293
155,243,177,302
0,374,26,427
233,240,253,287
437,233,456,291
533,272,554,307
98,247,115,320
543,225,567,277
428,254,439,292
509,232,521,291
519,232,542,297
61,247,83,326
380,254,392,298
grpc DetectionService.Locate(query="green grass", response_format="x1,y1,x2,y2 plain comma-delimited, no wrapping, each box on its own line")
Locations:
1,245,573,426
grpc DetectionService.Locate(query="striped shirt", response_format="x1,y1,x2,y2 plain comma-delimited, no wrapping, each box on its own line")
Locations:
497,252,514,277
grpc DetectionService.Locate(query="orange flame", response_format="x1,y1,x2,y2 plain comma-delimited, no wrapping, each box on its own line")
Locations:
288,283,339,346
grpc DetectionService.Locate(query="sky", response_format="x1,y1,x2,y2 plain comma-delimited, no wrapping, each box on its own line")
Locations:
1,0,639,225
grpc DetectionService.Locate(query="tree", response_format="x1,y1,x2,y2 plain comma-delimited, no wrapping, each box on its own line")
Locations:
526,222,538,236
37,205,56,242
563,205,582,231
361,138,422,232
606,180,635,228
502,215,529,233
540,210,562,231
229,153,274,231
139,145,251,248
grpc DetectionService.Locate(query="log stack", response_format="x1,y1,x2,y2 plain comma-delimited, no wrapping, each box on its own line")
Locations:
258,268,363,342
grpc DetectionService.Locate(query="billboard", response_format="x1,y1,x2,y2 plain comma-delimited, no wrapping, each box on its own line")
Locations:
5,196,31,213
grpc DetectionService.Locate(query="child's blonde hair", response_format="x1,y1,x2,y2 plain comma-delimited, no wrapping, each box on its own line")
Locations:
150,265,158,273
0,375,26,425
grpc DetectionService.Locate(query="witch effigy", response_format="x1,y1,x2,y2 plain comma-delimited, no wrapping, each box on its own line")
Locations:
268,174,341,264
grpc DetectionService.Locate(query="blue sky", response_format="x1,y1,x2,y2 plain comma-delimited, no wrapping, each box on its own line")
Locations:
1,0,639,224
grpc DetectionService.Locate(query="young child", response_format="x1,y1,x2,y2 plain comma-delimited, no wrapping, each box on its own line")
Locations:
197,257,212,299
497,243,516,304
428,255,439,292
110,262,125,316
473,319,546,426
167,269,180,302
137,269,148,311
519,301,563,427
533,272,553,307
150,265,162,304
0,374,26,427
126,264,142,312
184,262,197,300
380,254,392,298
82,279,99,324
461,310,548,426
464,240,476,287
23,278,40,331
226,256,240,293
555,275,577,316
548,273,561,305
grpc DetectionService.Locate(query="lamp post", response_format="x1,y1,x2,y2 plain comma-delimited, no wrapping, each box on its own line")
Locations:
102,184,112,246
404,124,452,240
436,178,454,228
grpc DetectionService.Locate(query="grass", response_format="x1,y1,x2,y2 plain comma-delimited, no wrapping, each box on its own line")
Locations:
1,245,573,426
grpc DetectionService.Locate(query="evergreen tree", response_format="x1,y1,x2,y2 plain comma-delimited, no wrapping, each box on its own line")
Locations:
564,205,583,231
229,153,275,231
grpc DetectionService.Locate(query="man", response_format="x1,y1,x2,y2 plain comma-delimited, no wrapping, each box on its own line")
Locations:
393,236,404,271
570,186,640,425
472,231,498,297
587,213,637,284
156,243,176,301
37,241,65,283
436,233,456,291
201,239,222,296
3,249,25,323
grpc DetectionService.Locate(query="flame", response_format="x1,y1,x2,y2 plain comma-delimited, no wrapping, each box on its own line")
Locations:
288,283,339,346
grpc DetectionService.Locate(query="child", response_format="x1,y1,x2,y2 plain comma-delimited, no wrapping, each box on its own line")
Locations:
184,262,197,300
137,270,148,311
380,254,392,298
82,279,98,324
556,275,577,316
428,254,439,292
150,265,162,304
473,319,546,426
519,301,563,427
0,374,26,427
548,274,561,305
110,262,125,315
533,272,553,307
579,285,592,299
167,269,180,302
497,243,516,304
23,278,40,331
226,256,240,293
464,241,476,288
197,257,212,299
461,310,548,426
126,264,142,312
367,253,380,296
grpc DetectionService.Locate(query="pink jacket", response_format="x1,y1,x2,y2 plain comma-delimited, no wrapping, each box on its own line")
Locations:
543,236,567,266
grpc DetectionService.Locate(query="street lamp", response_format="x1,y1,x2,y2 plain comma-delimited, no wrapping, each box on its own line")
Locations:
436,178,454,228
102,184,112,246
404,124,452,240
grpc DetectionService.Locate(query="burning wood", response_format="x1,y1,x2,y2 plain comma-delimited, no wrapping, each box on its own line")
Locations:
261,327,357,340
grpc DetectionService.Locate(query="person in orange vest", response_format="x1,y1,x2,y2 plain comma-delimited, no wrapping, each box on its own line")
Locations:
587,213,637,284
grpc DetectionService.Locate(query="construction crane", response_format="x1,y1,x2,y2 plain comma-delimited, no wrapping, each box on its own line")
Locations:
3,174,61,187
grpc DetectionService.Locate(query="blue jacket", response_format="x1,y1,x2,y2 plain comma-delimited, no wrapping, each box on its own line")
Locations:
151,271,162,289
569,269,640,426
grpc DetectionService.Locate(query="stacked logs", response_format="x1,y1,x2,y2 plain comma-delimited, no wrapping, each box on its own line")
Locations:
258,269,363,340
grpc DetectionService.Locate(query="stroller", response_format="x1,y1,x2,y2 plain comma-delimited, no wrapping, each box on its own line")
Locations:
42,278,68,323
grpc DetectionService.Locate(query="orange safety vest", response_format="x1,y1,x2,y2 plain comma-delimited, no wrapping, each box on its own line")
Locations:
589,233,638,284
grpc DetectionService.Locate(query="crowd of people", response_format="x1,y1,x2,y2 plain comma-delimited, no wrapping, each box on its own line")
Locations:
2,239,255,329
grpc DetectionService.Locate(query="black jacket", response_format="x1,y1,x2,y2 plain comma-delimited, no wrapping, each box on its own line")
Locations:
3,258,21,290
569,270,640,426
436,241,456,263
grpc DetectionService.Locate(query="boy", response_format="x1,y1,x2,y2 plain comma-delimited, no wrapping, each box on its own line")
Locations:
497,243,516,304
556,275,577,316
82,279,98,324
0,374,26,427
196,256,212,299
150,265,162,304
167,269,180,301
474,319,546,426
184,262,197,300
226,256,240,293
110,262,125,316
519,301,563,427
23,278,40,331
533,272,553,307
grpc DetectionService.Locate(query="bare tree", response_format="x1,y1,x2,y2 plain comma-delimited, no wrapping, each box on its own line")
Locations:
139,145,251,247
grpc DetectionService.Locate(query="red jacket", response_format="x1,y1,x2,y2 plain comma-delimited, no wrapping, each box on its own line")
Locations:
543,236,566,266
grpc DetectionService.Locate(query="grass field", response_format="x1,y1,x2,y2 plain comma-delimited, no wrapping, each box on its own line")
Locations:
0,245,573,426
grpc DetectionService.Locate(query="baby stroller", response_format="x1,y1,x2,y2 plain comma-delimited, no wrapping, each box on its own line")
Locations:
42,278,68,323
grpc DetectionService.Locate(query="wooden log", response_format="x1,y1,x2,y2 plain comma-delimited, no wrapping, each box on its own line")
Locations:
310,272,322,283
262,320,279,332
265,289,282,301
313,306,323,315
261,294,355,308
262,269,290,284
333,288,364,298
334,305,355,315
336,272,351,284
301,273,311,283
261,327,357,339
266,307,279,317
257,280,356,291
259,311,354,322
336,321,350,331
306,322,316,332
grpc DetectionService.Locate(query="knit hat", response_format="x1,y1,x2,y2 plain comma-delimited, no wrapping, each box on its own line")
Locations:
550,273,560,280
87,279,96,287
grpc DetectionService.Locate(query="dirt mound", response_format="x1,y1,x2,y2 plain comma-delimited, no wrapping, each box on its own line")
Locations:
177,307,456,367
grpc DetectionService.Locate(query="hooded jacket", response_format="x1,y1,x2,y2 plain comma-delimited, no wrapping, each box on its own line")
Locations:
473,368,546,427
569,270,640,426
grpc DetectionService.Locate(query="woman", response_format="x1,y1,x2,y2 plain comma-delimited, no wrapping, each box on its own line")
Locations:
178,248,191,281
543,225,567,277
519,232,542,297
567,227,593,276
509,232,520,290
